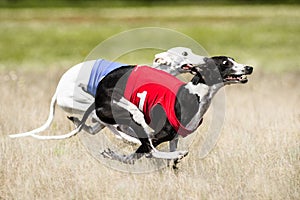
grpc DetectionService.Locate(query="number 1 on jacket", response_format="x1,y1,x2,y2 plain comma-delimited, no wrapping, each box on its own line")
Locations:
137,91,147,111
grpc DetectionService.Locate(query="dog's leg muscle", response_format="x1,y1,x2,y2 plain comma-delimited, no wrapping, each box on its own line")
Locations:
112,97,155,147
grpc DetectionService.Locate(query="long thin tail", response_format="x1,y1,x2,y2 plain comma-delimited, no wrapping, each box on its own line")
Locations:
9,92,58,138
22,102,95,140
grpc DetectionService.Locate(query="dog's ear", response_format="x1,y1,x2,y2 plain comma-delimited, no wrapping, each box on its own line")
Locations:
191,75,205,85
204,57,219,70
190,63,207,84
191,57,222,86
191,58,216,75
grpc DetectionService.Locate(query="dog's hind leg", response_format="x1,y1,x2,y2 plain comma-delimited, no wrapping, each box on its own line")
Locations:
67,116,104,135
9,92,58,138
67,102,107,135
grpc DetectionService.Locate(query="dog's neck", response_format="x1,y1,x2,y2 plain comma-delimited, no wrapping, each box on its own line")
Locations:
184,82,224,130
184,82,224,100
184,82,209,99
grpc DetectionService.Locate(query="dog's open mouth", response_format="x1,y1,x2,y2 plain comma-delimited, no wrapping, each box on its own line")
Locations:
225,74,248,84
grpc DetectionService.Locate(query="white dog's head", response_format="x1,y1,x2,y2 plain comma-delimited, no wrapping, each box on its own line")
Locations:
153,47,206,76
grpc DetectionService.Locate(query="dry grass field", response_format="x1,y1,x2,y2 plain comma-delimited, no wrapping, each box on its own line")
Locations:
0,5,299,200
0,67,299,199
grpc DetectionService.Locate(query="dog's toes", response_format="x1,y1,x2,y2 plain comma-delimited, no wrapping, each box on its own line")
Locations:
171,151,188,170
181,151,189,157
67,116,82,128
178,151,189,159
107,148,114,154
172,161,179,170
101,148,120,160
125,159,135,165
67,116,74,122
101,149,112,159
100,148,135,165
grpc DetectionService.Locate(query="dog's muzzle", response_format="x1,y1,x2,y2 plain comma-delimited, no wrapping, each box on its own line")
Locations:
245,66,253,75
225,66,253,84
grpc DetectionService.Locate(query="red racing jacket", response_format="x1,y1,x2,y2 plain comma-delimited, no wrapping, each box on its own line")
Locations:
124,66,198,137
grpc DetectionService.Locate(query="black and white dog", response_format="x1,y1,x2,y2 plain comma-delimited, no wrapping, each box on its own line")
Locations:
9,48,253,165
94,56,253,164
9,47,206,140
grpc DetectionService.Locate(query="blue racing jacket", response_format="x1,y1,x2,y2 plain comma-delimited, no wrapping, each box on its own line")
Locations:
87,59,125,96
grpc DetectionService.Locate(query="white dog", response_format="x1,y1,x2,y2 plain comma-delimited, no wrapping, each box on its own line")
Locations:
9,47,205,140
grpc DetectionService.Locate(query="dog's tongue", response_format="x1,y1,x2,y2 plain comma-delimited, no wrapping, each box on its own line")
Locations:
226,76,238,80
227,75,246,81
181,64,193,70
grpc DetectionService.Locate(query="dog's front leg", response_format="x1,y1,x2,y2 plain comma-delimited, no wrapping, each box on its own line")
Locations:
168,136,185,169
150,133,188,160
101,139,152,164
101,148,138,164
112,97,156,149
112,97,188,161
169,135,179,152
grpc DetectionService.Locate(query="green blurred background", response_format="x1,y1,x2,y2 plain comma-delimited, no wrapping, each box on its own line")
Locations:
1,0,299,7
0,0,299,72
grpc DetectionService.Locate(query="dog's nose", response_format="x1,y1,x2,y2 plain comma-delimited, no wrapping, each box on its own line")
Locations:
245,66,253,74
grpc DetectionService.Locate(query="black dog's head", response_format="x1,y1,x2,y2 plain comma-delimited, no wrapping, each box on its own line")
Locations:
183,56,253,86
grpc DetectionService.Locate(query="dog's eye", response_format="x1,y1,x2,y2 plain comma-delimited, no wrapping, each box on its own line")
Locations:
222,60,228,65
182,51,188,56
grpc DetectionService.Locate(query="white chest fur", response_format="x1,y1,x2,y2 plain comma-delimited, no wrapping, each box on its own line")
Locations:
184,83,209,130
184,82,223,131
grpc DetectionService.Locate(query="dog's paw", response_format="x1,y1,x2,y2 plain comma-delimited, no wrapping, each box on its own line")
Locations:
67,116,75,122
177,150,189,160
101,148,114,159
101,148,135,165
67,116,81,127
